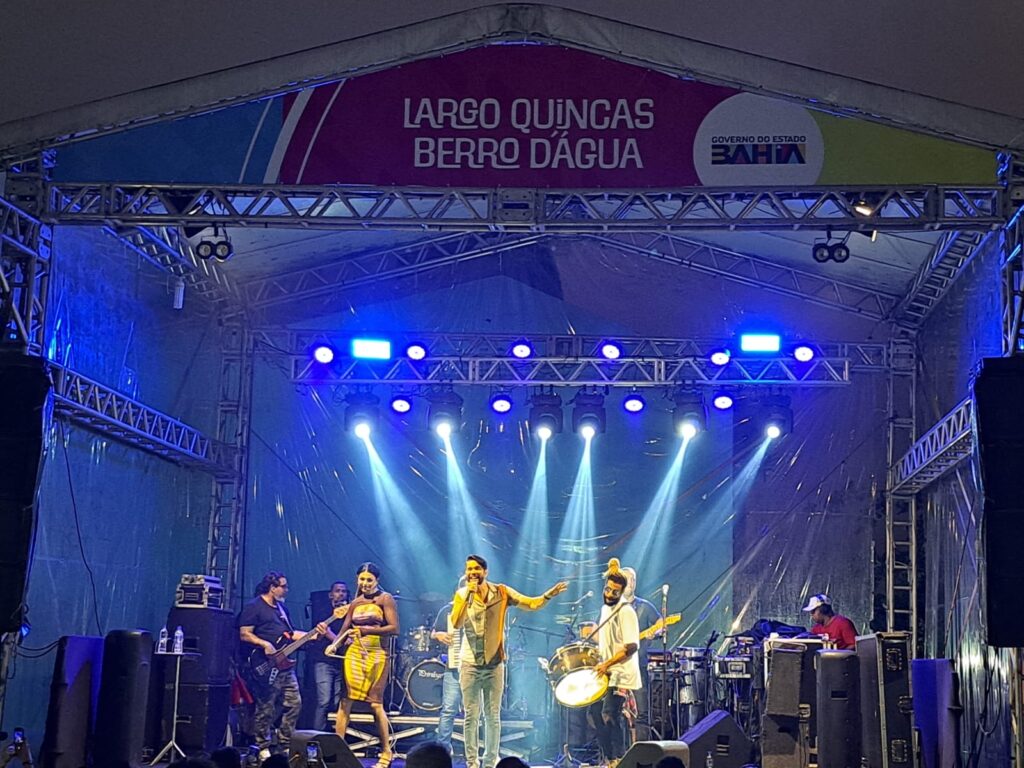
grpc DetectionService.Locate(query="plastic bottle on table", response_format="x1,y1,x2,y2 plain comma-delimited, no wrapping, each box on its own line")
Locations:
173,626,184,654
157,626,169,653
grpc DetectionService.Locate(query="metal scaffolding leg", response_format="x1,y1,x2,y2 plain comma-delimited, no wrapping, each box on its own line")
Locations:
885,336,919,654
205,324,254,608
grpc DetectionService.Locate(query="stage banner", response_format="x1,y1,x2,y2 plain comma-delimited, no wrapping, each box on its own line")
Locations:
54,45,994,187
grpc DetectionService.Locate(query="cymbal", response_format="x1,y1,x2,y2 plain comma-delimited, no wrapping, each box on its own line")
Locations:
555,615,575,625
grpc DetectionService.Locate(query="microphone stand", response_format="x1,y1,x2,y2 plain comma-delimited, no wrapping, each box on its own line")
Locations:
660,587,670,739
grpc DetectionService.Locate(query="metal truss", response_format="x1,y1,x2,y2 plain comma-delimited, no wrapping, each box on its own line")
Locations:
0,195,52,355
889,397,972,496
45,182,1005,233
1002,205,1024,354
884,337,918,650
596,233,899,320
50,361,234,474
252,330,888,386
890,230,990,330
205,324,255,607
242,232,545,309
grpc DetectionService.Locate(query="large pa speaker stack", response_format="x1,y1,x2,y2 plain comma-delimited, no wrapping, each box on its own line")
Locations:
0,354,50,633
618,710,752,768
158,606,234,753
40,636,105,768
972,356,1024,646
94,630,153,768
761,642,818,768
816,650,860,768
858,633,913,768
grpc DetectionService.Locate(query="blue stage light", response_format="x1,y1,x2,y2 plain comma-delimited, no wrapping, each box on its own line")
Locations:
313,345,335,364
623,394,646,413
511,340,534,359
709,348,731,366
405,343,428,360
600,342,622,360
490,393,513,414
354,422,372,440
793,344,815,363
739,334,781,353
351,338,392,360
712,393,734,411
766,424,782,439
390,395,412,414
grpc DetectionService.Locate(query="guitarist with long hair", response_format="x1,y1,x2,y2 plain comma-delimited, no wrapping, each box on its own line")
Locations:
239,571,331,758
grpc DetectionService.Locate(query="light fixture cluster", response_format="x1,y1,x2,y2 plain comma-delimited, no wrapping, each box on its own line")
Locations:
194,227,234,261
811,227,850,263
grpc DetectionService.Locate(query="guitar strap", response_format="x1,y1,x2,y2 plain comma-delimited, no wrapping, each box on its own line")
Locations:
276,602,295,634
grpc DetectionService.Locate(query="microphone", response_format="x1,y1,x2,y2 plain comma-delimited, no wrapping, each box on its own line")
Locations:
567,590,593,606
661,584,670,597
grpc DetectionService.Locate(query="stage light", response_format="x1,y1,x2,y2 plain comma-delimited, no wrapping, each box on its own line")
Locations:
793,344,815,363
313,345,335,364
213,240,234,261
490,393,513,414
529,391,563,436
572,390,606,436
712,393,734,411
762,395,793,440
829,242,851,263
405,343,428,361
195,227,233,261
196,240,214,259
537,425,553,441
428,390,463,435
599,341,622,360
436,422,452,439
811,242,831,263
853,198,873,217
623,393,646,413
390,395,412,414
511,340,534,359
351,338,392,360
354,422,372,440
580,424,596,440
673,391,706,438
740,334,781,353
344,391,380,434
709,348,731,366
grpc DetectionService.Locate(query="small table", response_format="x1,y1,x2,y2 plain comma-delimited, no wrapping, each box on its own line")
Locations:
151,650,201,765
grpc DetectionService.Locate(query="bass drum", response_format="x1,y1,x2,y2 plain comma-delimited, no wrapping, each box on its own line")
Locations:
405,658,447,712
547,642,608,708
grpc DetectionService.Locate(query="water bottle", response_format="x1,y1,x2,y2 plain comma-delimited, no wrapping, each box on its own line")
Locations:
157,626,169,654
173,626,184,655
705,751,713,768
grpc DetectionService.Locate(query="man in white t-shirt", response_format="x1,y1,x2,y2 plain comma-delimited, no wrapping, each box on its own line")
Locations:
590,570,641,766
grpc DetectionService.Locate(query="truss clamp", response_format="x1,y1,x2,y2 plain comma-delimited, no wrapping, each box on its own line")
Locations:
496,189,535,224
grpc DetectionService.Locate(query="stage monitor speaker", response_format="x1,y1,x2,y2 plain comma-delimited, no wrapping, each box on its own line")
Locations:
0,354,50,633
973,357,1024,646
760,714,801,768
165,606,236,685
858,633,914,768
94,630,153,768
164,683,230,754
40,636,104,768
765,648,803,717
618,711,751,768
816,649,860,768
289,731,362,768
912,658,960,768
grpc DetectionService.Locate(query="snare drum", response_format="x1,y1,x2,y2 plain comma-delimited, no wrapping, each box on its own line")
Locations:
546,642,608,708
405,658,446,711
407,626,433,653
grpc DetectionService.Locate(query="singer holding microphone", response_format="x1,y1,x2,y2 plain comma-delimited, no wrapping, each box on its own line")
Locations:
451,554,568,768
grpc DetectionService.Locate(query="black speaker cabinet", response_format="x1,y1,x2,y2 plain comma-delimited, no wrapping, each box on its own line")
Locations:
618,711,751,768
164,683,230,754
165,606,236,685
40,636,104,768
912,658,959,768
760,714,801,768
816,649,860,768
94,630,153,768
289,731,362,768
858,633,914,768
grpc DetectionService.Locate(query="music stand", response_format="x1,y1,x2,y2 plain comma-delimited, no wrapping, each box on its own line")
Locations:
150,650,200,764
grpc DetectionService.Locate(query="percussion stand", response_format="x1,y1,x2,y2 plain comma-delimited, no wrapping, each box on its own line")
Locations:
386,635,408,715
551,614,582,768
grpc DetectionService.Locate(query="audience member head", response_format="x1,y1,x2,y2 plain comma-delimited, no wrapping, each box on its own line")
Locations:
211,747,242,768
496,758,530,768
405,741,452,768
260,754,289,768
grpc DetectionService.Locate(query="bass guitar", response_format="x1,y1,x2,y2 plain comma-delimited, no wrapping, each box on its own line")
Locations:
247,603,349,690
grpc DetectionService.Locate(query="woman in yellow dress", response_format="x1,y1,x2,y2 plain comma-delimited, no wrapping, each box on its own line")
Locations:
332,562,399,768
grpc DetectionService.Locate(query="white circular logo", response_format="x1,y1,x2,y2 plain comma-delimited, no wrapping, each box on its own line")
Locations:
693,93,824,186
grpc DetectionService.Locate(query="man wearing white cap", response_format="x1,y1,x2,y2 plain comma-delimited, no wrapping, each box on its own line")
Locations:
802,594,857,650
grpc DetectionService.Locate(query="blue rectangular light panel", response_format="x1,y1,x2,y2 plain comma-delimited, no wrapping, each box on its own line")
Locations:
739,333,781,353
351,338,392,360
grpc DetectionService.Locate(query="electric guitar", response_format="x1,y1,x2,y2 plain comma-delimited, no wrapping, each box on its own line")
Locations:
639,613,681,642
247,604,349,689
